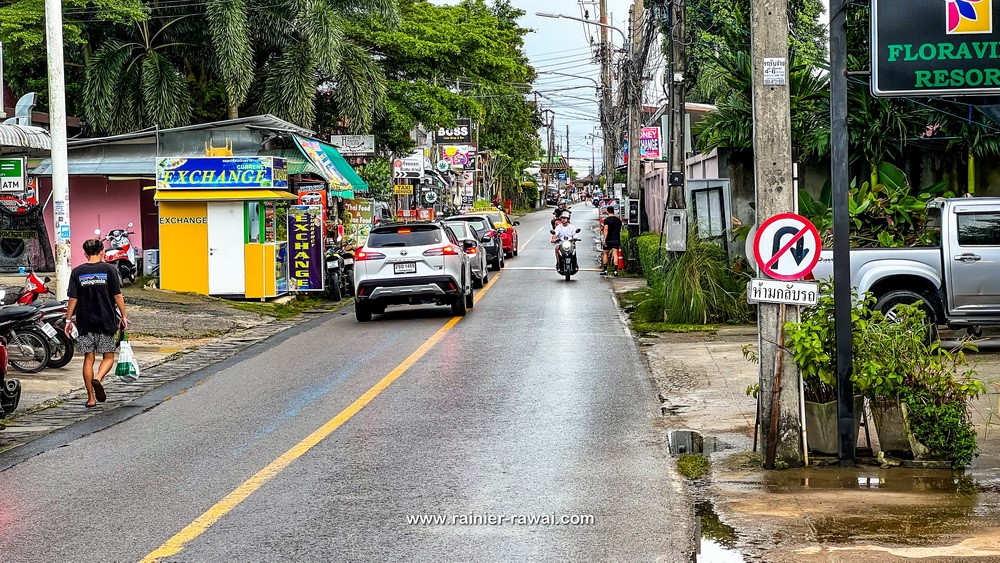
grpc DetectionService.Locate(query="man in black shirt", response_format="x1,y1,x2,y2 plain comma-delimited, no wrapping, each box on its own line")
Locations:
65,239,128,408
601,206,624,276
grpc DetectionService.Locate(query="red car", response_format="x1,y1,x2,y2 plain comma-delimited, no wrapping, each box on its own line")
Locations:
476,208,520,258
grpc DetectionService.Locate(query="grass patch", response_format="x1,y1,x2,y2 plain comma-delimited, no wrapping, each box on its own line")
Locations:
231,296,334,319
633,321,718,334
621,289,716,334
676,453,712,480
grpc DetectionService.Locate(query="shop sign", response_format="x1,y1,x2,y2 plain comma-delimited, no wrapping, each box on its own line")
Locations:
329,134,375,156
434,119,473,143
393,151,424,179
441,145,474,167
287,205,324,292
156,157,288,189
639,127,661,160
0,158,25,193
293,136,353,189
343,198,375,237
393,184,414,195
872,0,1000,96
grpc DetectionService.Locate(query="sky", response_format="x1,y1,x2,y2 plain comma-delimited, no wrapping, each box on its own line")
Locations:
431,0,831,174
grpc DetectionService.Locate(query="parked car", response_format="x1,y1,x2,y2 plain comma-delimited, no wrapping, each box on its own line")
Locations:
447,214,505,270
444,221,489,288
353,222,474,322
474,208,519,258
812,197,1000,336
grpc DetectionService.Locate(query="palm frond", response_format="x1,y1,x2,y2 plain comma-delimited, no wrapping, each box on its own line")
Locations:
261,41,318,126
206,0,254,110
329,41,387,132
140,50,193,128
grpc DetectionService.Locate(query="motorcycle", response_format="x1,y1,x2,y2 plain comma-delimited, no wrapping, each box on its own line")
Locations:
0,293,52,374
0,336,20,419
96,222,140,284
325,237,356,302
550,228,582,281
9,271,74,369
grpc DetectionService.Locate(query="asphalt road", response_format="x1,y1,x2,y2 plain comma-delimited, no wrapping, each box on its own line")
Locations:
0,203,693,561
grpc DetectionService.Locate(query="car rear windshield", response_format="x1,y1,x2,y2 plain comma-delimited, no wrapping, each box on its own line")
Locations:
367,225,442,247
445,222,472,238
457,219,489,232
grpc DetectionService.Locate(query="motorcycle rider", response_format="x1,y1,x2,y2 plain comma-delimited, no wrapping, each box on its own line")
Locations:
551,201,570,228
551,211,576,268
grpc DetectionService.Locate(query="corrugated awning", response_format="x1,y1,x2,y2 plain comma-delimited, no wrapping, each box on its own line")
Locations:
0,124,51,149
291,134,368,198
154,189,297,202
257,148,324,177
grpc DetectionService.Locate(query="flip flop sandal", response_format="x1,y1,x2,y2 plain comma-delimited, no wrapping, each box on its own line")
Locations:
92,379,106,403
85,402,97,408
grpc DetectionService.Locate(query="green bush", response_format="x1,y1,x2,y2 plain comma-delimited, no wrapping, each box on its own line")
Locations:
662,237,753,325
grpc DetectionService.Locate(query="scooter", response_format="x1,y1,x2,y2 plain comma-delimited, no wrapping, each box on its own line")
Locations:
550,228,582,281
97,222,140,284
0,294,52,374
325,237,356,302
10,272,73,369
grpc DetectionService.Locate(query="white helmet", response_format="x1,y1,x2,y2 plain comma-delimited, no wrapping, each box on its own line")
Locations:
560,211,571,218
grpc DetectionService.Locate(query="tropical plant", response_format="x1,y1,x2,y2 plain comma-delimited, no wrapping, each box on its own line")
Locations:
661,235,753,325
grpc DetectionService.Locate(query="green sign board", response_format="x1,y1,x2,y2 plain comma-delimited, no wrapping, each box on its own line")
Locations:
872,0,1000,96
0,158,25,193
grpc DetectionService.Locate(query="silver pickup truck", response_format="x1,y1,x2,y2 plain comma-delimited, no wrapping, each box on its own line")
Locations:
811,197,1000,332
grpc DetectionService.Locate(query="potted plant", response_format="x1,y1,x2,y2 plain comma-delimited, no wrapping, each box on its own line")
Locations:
853,303,984,467
783,285,868,455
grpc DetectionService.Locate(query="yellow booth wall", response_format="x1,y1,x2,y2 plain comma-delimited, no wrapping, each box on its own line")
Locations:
159,201,209,294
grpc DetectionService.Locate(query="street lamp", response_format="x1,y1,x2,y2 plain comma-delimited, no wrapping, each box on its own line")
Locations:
535,12,628,45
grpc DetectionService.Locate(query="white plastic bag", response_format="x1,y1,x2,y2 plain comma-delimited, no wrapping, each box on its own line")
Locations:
115,332,140,383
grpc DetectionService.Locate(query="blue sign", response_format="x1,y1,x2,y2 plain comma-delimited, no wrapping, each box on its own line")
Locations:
156,157,288,190
556,172,568,181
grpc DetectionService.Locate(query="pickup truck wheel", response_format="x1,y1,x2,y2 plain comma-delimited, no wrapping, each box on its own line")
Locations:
875,289,939,341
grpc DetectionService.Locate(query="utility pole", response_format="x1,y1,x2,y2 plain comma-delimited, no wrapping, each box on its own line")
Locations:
600,0,615,192
45,0,71,299
750,0,802,468
626,0,644,205
565,125,570,163
666,0,686,209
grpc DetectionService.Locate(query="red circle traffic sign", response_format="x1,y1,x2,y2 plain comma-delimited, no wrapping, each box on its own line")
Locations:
751,212,821,281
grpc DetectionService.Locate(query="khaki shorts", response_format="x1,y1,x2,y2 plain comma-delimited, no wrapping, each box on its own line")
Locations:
77,332,117,354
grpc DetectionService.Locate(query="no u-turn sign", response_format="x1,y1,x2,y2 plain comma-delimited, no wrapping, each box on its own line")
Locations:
751,213,821,281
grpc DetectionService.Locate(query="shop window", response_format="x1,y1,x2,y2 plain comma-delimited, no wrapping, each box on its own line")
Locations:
246,201,263,243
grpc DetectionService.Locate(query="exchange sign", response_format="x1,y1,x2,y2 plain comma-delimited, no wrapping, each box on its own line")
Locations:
872,0,1000,96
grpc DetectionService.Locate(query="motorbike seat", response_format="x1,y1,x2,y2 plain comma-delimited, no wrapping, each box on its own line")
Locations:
32,299,64,310
0,306,39,322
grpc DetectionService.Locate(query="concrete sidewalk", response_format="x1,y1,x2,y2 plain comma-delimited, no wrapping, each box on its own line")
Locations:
606,275,1000,562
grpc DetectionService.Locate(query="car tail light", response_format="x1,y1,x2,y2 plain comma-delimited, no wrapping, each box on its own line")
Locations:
465,247,477,255
423,245,460,256
355,250,386,261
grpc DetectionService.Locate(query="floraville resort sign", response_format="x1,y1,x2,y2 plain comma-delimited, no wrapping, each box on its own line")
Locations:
872,0,1000,96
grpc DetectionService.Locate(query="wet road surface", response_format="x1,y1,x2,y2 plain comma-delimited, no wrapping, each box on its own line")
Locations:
0,203,692,561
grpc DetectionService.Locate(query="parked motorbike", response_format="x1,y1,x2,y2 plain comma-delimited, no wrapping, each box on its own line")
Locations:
325,237,356,301
96,222,140,284
2,269,75,369
0,295,52,373
0,336,20,419
550,228,582,281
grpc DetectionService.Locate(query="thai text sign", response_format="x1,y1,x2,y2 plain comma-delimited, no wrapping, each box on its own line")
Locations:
872,0,1000,96
287,205,324,291
156,157,288,189
639,127,662,159
747,279,819,306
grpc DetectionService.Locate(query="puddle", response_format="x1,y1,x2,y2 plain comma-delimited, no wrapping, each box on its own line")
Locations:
695,501,744,562
668,430,724,456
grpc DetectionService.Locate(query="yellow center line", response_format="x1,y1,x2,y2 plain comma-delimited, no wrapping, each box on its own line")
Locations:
141,274,501,562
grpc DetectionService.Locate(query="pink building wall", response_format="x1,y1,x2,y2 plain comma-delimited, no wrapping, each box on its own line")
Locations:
37,177,144,268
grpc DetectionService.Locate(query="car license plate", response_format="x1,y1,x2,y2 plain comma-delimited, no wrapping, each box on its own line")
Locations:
394,262,416,274
40,322,57,339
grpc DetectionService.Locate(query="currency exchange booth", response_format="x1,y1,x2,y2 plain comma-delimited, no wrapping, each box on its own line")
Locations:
154,156,296,299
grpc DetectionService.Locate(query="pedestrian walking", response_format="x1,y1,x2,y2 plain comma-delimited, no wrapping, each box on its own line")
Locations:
64,239,128,408
601,206,624,276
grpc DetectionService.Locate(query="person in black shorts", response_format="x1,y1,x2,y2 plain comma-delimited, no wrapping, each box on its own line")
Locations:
601,206,623,276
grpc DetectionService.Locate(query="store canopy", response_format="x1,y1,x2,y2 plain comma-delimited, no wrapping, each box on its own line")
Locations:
154,189,298,202
0,124,51,149
291,134,368,198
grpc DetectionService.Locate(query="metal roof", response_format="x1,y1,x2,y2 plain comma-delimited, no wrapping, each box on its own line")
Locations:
0,124,51,149
66,115,313,148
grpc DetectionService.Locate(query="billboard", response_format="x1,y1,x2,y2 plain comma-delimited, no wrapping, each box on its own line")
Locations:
329,134,375,156
156,157,288,189
872,0,1000,96
435,119,473,143
639,127,662,160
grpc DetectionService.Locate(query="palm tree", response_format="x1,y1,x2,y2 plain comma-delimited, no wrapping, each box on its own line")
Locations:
82,18,193,134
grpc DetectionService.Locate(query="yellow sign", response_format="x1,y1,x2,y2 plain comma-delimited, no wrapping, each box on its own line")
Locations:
393,184,414,195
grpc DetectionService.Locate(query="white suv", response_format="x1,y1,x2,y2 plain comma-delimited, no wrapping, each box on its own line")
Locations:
353,222,475,322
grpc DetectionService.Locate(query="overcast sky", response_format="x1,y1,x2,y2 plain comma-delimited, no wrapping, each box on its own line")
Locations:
430,0,830,173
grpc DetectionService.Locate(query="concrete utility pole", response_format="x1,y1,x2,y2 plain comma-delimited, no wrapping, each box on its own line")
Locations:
626,0,645,206
750,0,802,468
666,0,686,209
600,0,615,191
45,0,71,299
565,125,570,164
